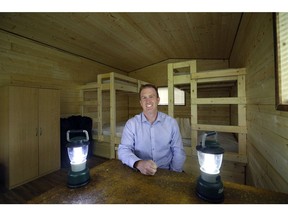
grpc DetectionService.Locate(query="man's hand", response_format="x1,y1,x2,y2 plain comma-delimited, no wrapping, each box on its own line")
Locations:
134,160,157,175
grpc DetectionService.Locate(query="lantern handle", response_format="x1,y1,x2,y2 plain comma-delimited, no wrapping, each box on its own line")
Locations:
201,131,217,148
67,130,89,142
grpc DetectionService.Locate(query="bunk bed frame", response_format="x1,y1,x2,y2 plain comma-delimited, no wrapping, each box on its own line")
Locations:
81,72,149,159
168,60,247,183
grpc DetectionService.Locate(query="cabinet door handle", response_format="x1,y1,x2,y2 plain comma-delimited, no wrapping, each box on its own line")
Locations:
39,128,42,136
36,128,38,136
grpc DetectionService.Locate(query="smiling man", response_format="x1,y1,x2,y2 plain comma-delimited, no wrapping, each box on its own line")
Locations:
118,84,186,175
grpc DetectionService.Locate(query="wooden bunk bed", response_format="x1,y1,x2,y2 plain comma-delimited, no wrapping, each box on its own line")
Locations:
80,72,149,159
168,60,247,184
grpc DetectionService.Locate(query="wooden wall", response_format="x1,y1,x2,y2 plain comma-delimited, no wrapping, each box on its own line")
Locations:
0,30,125,118
230,13,288,193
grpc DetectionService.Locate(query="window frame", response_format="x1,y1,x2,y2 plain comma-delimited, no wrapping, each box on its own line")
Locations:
274,12,288,111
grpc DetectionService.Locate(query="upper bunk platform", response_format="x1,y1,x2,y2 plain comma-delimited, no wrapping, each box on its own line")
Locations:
98,72,148,93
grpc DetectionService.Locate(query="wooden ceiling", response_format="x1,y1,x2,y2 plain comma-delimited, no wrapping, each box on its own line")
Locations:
0,12,242,72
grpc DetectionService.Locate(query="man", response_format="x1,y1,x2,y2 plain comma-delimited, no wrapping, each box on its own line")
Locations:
117,84,186,175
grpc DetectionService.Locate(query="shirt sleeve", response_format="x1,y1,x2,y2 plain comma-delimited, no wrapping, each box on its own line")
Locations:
169,118,187,172
117,119,141,169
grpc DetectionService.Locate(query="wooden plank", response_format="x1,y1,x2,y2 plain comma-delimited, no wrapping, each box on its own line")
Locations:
172,61,194,69
191,90,197,135
115,83,138,92
192,68,246,79
190,61,198,151
110,73,116,159
173,74,190,85
238,133,247,155
192,124,247,133
98,73,112,80
80,82,99,90
197,76,238,83
194,97,246,105
97,74,103,140
168,63,174,116
238,76,247,156
100,83,111,90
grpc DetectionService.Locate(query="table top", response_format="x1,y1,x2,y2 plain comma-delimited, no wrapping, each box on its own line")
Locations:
29,159,288,204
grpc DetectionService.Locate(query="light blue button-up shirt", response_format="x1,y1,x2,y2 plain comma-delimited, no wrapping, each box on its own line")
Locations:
118,112,186,172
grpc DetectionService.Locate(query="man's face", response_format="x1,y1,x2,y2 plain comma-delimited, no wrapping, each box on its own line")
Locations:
140,87,160,115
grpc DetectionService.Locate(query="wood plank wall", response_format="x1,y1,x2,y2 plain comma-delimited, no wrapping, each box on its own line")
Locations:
230,13,288,193
0,30,126,118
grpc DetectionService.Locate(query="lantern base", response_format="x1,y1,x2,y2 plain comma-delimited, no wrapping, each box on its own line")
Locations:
67,166,90,188
196,175,224,203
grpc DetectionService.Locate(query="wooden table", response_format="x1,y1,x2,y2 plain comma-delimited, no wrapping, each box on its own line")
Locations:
29,159,288,204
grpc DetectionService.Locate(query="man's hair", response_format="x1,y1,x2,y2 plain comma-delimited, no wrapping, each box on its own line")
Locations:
139,84,159,99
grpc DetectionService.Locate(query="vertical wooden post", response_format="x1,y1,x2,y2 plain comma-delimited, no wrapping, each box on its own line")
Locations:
97,74,103,142
237,73,247,155
190,60,197,154
168,63,174,117
110,72,116,159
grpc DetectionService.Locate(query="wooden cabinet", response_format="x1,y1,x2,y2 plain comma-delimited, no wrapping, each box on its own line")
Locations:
0,86,60,189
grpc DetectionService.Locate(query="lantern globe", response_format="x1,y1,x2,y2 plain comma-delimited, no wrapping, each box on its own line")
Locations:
196,140,224,175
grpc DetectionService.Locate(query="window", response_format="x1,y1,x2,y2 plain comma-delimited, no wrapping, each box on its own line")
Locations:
158,87,185,105
274,12,288,111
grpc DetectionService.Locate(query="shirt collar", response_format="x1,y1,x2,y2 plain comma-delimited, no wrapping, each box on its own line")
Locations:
141,112,162,124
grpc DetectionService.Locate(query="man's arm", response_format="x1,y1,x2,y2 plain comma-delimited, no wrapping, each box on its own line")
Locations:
169,119,186,172
118,119,144,170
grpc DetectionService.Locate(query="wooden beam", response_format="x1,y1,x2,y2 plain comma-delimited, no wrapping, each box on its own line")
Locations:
80,82,99,90
168,63,174,117
192,68,246,79
194,97,246,104
110,72,116,159
192,124,247,133
174,74,190,85
172,61,195,69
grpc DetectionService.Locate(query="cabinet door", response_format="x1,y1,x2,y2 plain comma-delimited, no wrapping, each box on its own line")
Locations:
38,89,60,175
9,86,39,187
